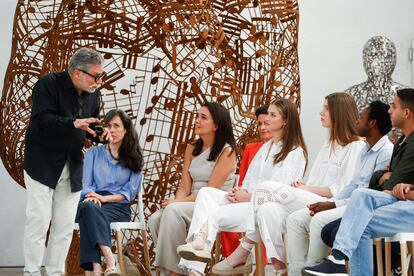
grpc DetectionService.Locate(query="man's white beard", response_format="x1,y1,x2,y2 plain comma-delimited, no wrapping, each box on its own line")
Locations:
85,86,97,93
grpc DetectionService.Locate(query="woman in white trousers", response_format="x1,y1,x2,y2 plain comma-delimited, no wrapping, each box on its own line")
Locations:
212,92,365,276
176,98,308,275
148,102,237,276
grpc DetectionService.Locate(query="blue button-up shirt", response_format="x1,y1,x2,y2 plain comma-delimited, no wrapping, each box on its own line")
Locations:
333,135,393,207
81,145,142,203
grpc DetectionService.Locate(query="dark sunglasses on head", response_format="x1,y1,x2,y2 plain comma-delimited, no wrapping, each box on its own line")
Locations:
78,69,106,82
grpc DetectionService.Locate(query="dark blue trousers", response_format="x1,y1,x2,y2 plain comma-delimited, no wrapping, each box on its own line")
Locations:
76,197,130,271
321,218,341,248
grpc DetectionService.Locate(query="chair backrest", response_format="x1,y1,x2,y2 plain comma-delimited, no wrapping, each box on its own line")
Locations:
232,174,240,188
130,175,145,229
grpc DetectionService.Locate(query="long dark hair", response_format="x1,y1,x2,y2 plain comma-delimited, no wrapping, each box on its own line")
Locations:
104,109,143,173
192,102,237,161
271,99,308,169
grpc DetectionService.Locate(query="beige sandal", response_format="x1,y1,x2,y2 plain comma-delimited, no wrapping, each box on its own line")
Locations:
177,243,211,263
212,254,253,275
103,256,119,276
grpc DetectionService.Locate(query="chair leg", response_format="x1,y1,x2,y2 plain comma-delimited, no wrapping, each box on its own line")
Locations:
211,233,222,276
282,232,289,272
254,241,265,276
156,268,161,276
401,242,408,276
385,241,392,276
141,229,151,271
375,239,384,276
215,233,222,263
115,230,128,276
409,241,414,276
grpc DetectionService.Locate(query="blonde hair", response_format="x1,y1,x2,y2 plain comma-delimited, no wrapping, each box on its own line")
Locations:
325,92,361,146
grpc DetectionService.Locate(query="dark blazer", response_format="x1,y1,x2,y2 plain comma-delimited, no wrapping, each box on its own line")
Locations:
24,71,100,192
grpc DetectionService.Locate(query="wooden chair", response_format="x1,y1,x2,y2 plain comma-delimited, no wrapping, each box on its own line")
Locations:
210,174,269,276
383,233,414,276
212,231,288,275
111,181,151,275
374,238,384,276
212,227,264,276
75,178,151,276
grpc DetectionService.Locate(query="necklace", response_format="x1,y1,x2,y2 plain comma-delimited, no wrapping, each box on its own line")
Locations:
107,144,119,161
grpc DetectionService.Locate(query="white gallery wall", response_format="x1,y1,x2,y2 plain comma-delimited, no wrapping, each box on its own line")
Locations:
299,0,414,166
0,0,28,266
0,0,413,266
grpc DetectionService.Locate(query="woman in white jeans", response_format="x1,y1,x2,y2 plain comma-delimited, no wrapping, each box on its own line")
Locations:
176,98,308,275
148,102,237,276
212,92,365,276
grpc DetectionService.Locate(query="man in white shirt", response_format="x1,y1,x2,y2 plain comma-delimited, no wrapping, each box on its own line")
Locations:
286,101,393,275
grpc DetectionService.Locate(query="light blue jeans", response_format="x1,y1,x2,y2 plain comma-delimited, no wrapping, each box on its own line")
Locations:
333,188,414,276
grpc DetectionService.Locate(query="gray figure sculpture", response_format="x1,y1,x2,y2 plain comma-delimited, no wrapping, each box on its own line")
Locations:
346,36,407,111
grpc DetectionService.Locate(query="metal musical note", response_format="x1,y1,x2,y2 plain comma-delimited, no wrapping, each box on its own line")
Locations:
1,0,301,271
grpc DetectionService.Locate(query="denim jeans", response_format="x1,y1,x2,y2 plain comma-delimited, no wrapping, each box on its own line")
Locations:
333,188,414,276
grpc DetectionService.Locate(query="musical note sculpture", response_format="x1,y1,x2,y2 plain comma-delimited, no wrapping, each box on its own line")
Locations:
0,0,301,271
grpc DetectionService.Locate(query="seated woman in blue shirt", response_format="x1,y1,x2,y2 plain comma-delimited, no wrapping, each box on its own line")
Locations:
76,109,143,275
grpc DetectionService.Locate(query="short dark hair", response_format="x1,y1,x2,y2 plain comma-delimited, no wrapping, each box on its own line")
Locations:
255,106,268,118
192,102,236,161
368,101,392,135
397,88,414,112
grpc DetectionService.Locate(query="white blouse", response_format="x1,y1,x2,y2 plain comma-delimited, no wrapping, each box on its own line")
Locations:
241,140,307,193
306,140,365,197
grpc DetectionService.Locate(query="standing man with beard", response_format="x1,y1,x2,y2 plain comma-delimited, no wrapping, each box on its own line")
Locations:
23,47,110,276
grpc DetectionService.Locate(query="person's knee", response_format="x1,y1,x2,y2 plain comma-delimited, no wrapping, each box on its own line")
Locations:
148,211,161,230
320,220,340,248
163,202,183,218
287,209,309,230
197,187,215,201
320,227,334,247
310,213,329,231
78,201,99,216
361,223,375,239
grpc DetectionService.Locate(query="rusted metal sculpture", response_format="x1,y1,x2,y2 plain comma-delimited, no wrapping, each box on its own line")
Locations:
0,0,300,270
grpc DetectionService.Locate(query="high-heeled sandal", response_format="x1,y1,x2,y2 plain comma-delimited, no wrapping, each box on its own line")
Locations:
212,254,253,275
103,256,119,276
177,232,211,263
